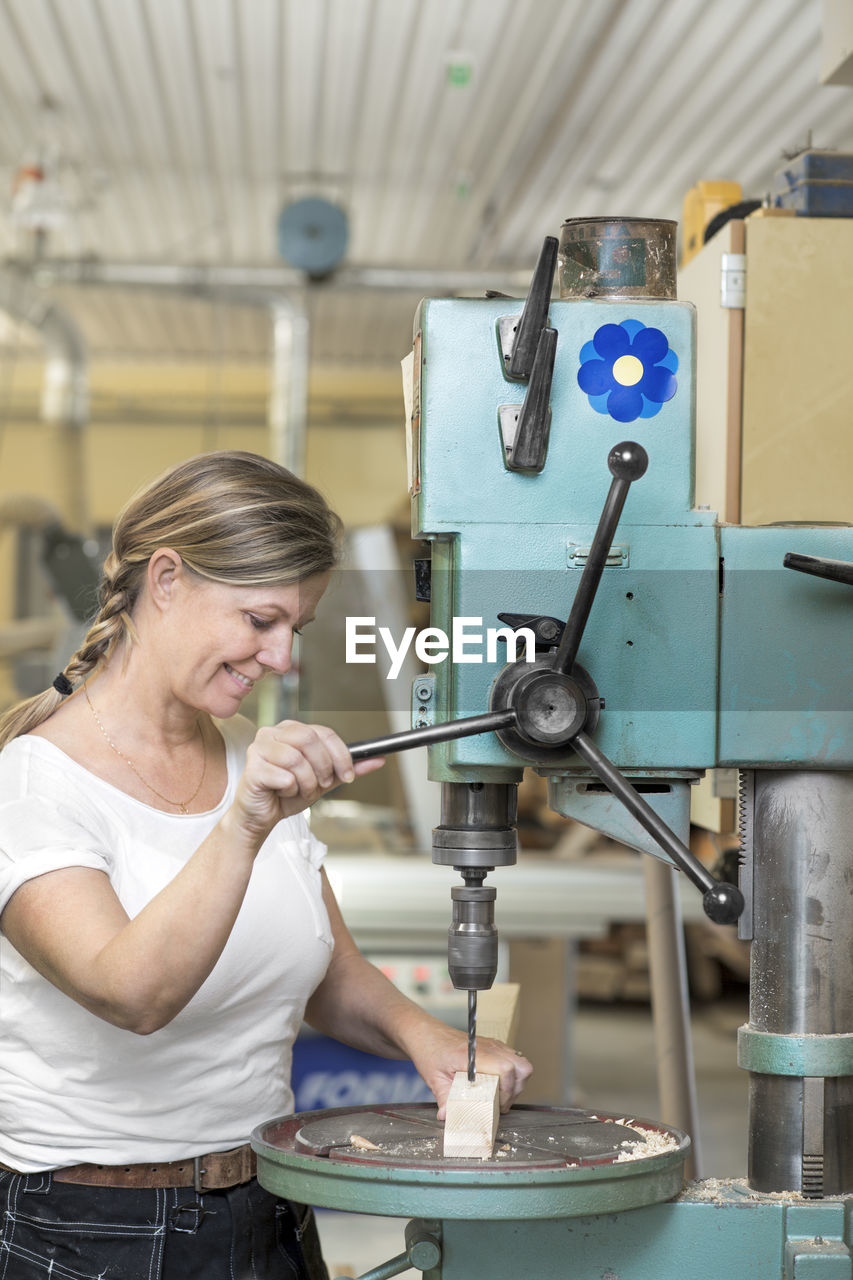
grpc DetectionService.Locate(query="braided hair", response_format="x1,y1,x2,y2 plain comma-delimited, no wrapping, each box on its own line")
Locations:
0,451,342,748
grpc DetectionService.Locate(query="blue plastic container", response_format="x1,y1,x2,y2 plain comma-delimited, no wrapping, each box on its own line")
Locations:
769,149,853,215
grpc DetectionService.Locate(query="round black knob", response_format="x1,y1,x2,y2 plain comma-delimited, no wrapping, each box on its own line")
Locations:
702,881,745,925
608,441,648,482
512,669,588,745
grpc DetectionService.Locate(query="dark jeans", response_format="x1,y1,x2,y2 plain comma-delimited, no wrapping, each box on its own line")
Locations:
0,1170,329,1280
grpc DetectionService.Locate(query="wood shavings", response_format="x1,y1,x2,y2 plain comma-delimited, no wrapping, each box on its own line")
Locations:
349,1134,381,1151
685,1178,806,1203
613,1123,679,1162
585,1114,680,1162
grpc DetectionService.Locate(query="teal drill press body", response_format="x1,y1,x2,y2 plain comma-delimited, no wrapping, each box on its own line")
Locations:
255,243,853,1279
411,294,852,790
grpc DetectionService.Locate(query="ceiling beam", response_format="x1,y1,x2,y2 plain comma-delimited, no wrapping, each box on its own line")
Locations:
15,258,533,299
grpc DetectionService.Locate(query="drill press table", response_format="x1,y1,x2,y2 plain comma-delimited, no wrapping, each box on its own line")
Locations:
254,1106,853,1279
252,1102,688,1220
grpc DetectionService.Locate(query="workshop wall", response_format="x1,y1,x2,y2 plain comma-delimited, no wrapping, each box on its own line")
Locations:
0,360,407,525
0,356,410,723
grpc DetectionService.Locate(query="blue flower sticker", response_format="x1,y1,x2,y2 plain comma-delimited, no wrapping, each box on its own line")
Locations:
577,319,678,423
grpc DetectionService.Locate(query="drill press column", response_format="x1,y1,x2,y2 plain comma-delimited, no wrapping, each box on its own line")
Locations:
743,770,853,1195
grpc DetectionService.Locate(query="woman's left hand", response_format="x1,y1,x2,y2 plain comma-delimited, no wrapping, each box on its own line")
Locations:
409,1024,533,1120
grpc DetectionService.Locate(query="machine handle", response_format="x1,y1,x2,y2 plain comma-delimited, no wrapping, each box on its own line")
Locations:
348,708,517,761
507,326,558,472
351,441,741,925
551,441,648,676
547,442,740,922
496,440,741,924
507,235,558,380
783,552,853,587
572,731,745,924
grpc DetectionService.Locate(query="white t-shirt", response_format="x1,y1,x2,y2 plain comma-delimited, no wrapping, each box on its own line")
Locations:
0,715,333,1172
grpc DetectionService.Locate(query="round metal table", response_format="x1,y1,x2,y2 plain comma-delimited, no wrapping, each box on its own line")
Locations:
252,1103,689,1221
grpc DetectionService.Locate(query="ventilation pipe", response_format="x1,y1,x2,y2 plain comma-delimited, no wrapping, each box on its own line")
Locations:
30,258,529,296
268,298,309,478
0,268,89,531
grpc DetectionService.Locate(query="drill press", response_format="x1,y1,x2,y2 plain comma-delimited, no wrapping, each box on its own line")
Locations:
348,227,740,1082
255,217,853,1278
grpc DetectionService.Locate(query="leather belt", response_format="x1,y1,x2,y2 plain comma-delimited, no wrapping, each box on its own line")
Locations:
2,1143,257,1191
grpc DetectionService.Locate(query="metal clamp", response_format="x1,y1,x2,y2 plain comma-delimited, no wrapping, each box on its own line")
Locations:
737,1026,853,1077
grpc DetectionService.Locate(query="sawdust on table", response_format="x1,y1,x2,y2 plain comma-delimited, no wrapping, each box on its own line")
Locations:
590,1116,680,1163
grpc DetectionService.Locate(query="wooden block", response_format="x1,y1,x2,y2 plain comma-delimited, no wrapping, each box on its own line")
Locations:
443,1071,500,1159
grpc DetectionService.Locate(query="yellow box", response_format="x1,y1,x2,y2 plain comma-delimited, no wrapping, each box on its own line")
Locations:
681,180,742,267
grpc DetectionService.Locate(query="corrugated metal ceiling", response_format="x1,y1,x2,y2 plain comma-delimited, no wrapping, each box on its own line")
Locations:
0,0,851,365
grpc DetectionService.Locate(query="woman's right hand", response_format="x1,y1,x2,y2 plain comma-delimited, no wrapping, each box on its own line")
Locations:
230,720,383,840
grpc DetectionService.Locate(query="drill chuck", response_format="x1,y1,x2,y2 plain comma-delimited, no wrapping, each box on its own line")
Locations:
448,884,498,990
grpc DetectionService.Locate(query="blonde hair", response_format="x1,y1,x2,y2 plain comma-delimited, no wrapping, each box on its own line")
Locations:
0,451,342,747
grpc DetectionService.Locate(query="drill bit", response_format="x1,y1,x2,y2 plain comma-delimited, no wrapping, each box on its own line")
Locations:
467,989,477,1082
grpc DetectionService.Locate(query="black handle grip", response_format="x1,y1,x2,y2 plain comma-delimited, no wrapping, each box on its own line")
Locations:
783,552,853,587
508,327,558,472
572,731,744,924
551,442,648,676
507,236,558,380
348,708,517,761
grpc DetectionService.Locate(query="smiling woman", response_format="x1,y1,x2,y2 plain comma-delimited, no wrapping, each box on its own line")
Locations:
0,451,533,1280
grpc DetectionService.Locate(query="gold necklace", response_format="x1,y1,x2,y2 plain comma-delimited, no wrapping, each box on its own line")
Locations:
84,684,207,814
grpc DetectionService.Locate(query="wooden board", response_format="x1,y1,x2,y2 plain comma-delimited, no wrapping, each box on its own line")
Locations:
475,982,521,1046
678,217,744,524
442,1071,500,1160
442,982,521,1159
740,216,853,525
679,220,743,836
508,939,572,1105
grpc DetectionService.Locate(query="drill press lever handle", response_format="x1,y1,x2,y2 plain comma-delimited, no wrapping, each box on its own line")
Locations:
552,442,648,675
572,731,744,924
489,438,742,923
783,551,853,586
349,440,742,925
546,440,741,922
348,708,517,761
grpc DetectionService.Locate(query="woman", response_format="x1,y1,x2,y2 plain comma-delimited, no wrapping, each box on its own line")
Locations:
0,451,531,1280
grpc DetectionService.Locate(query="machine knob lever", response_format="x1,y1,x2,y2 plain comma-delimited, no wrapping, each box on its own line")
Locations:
552,441,648,676
507,235,558,380
572,731,744,924
348,707,517,762
507,326,557,472
784,552,853,587
493,440,741,924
